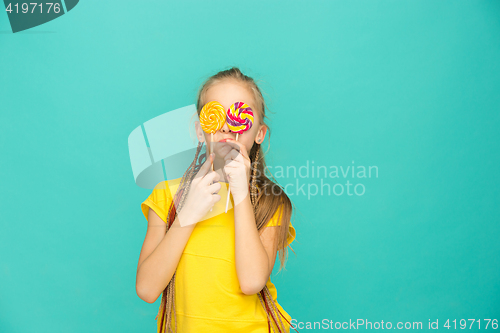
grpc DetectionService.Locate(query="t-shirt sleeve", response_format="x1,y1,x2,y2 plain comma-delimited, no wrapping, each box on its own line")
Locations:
264,205,296,247
140,182,173,224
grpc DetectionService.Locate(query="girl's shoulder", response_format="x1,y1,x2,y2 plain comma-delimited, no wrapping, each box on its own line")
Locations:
141,178,182,222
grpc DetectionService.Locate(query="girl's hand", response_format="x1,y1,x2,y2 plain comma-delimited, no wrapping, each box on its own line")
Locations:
222,139,252,203
178,153,221,226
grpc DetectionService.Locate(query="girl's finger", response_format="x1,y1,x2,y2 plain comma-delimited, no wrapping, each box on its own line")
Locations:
207,182,222,194
224,139,249,159
224,149,248,165
223,149,238,161
224,159,241,168
201,170,219,186
211,194,221,204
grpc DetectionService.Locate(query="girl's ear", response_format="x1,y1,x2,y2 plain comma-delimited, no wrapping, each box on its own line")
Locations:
255,124,268,144
195,121,206,143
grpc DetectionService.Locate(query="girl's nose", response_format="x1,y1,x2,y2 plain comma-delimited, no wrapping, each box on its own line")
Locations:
219,122,232,134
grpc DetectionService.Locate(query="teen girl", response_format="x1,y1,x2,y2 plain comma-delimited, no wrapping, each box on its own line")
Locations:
136,67,298,333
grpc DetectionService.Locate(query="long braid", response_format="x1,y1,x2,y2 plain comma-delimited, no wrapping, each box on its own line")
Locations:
257,289,273,331
259,287,285,332
251,143,300,333
264,287,287,332
250,144,286,333
157,141,205,333
250,144,260,209
250,146,279,332
170,271,177,332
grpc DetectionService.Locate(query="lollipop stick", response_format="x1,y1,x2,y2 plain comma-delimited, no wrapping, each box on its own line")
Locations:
200,102,226,213
225,133,239,213
210,132,214,212
210,133,214,171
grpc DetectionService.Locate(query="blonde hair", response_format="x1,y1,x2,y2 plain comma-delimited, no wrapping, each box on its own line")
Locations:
157,67,297,333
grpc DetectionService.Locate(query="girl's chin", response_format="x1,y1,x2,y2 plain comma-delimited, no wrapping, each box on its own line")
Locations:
212,146,231,157
208,151,224,159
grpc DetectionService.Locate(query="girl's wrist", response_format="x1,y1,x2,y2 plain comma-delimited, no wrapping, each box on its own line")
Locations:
176,209,197,228
232,188,250,207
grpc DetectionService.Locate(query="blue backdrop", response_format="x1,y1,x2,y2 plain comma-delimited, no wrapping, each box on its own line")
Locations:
1,1,499,332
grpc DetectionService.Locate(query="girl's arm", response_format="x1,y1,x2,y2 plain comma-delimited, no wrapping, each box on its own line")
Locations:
136,209,196,303
136,154,220,303
222,139,279,295
234,193,280,295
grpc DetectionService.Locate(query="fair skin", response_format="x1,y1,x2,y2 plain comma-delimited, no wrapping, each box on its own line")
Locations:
136,79,280,303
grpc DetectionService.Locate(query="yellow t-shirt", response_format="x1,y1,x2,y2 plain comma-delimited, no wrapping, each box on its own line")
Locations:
141,178,296,333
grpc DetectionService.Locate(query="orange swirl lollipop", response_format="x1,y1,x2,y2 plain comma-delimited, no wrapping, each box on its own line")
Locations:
200,101,226,171
200,101,226,134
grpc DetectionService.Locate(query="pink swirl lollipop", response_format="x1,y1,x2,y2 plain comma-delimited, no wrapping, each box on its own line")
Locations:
225,102,254,213
227,102,254,135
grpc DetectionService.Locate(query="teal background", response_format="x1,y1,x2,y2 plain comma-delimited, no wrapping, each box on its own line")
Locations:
1,0,499,332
